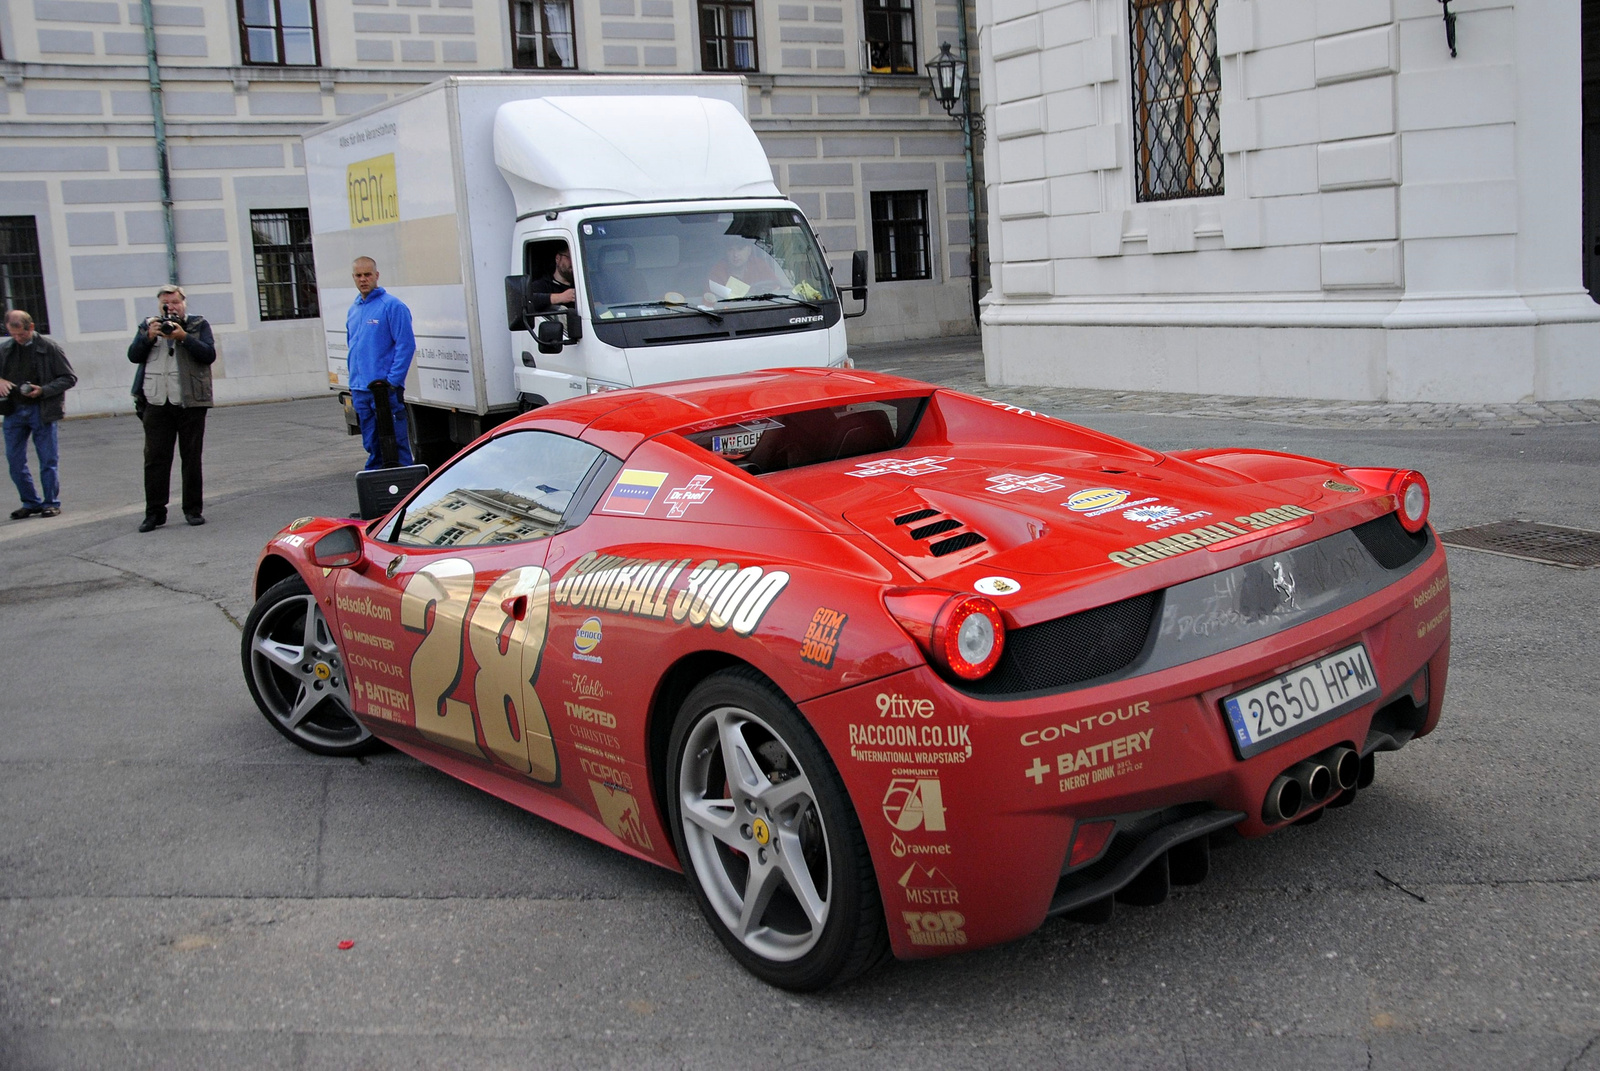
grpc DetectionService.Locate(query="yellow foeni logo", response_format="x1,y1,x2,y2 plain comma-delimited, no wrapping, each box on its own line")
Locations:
751,818,771,845
347,153,398,228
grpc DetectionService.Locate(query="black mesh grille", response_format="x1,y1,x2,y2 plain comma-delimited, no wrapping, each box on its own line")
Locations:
961,591,1161,697
909,518,961,540
929,531,986,557
894,508,940,526
1128,0,1223,202
1353,513,1430,570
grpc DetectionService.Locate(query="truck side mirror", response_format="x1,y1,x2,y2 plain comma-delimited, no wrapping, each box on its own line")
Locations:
844,250,871,319
535,317,564,354
504,275,530,330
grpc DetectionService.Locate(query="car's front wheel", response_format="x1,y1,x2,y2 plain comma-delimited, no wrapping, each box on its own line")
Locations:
667,668,888,990
241,574,376,757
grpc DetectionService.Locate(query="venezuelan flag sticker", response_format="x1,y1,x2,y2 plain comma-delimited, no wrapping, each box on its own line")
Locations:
601,469,669,515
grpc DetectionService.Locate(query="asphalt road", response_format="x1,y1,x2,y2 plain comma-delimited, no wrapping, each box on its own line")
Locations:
1,365,1597,1070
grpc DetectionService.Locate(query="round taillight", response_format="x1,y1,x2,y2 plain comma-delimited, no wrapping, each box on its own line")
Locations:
1390,470,1430,533
933,595,1005,680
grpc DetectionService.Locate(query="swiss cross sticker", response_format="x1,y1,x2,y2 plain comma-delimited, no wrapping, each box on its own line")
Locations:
846,456,954,478
663,474,714,517
986,473,1065,495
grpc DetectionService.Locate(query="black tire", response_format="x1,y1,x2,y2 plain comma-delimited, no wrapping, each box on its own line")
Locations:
241,574,377,757
666,667,889,990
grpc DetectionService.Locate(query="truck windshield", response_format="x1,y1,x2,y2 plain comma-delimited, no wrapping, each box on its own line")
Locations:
578,210,836,322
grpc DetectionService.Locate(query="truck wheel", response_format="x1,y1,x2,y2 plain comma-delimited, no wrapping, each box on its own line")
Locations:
666,668,888,990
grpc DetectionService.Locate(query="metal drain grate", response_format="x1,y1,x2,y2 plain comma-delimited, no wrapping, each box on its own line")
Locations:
1439,520,1600,569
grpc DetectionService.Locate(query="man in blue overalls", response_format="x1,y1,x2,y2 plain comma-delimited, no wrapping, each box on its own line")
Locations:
345,256,416,469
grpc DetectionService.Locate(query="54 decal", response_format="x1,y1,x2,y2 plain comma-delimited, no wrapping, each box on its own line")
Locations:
400,560,559,784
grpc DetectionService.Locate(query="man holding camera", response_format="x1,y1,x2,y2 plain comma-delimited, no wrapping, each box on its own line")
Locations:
1,309,77,520
346,257,416,469
128,284,216,531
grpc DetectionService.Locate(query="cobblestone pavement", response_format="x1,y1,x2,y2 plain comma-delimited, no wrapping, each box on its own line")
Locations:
851,334,1600,429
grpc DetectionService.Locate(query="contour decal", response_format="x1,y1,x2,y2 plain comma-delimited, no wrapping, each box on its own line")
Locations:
985,473,1065,494
846,456,954,478
973,576,1020,597
1021,701,1151,747
1108,504,1314,568
800,607,847,669
553,552,788,637
601,469,668,515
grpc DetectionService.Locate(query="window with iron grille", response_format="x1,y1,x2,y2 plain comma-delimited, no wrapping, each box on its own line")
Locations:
1128,0,1222,201
250,209,319,321
864,0,916,74
700,0,757,71
510,0,576,69
870,191,931,282
237,0,319,65
0,217,49,334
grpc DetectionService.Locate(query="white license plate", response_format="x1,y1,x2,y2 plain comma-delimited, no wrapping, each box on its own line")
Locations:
1221,643,1379,757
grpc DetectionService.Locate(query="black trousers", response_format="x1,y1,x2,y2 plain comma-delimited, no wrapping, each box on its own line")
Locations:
142,402,207,518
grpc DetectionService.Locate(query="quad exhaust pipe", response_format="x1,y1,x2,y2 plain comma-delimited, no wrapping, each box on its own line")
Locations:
1262,745,1365,824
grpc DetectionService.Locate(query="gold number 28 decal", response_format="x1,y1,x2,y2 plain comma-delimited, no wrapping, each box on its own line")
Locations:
400,559,559,784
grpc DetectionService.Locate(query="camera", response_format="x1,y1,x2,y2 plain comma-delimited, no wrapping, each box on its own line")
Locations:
157,317,182,335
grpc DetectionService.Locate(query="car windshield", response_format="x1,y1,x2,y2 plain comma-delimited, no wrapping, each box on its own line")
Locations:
578,209,836,321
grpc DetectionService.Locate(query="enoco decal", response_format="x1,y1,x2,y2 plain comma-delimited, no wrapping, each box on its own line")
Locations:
1108,504,1314,568
573,616,603,663
554,552,787,637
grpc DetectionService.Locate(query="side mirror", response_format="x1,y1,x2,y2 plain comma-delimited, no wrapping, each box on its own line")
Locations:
312,524,365,569
504,275,530,330
535,317,564,355
844,249,871,319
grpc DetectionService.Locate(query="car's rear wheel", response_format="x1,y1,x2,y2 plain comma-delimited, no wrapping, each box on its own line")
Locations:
242,574,376,757
667,668,888,990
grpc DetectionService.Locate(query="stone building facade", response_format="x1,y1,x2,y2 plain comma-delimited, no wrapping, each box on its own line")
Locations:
977,0,1600,403
0,0,984,415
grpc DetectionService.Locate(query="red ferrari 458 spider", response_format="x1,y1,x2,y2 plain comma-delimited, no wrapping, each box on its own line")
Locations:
243,368,1449,990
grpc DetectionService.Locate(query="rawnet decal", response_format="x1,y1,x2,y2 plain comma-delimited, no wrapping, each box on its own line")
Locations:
1107,504,1314,568
849,723,972,764
882,777,946,832
553,552,788,638
889,833,951,858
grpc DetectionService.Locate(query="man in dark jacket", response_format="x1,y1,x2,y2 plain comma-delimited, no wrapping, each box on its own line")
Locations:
1,309,77,520
128,284,216,531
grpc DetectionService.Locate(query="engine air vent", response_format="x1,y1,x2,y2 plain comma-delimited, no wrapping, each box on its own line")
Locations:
929,531,987,556
894,508,940,526
909,518,962,540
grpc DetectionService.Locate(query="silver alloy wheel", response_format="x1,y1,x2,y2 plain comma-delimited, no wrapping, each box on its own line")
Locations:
247,587,370,752
677,703,832,963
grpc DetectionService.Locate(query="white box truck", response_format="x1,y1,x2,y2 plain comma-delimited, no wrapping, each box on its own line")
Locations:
303,75,867,463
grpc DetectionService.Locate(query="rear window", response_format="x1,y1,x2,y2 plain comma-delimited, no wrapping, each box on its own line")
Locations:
683,397,925,475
